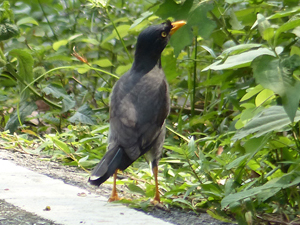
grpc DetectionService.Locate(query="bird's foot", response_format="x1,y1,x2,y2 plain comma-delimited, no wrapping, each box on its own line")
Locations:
108,195,122,202
150,198,170,211
108,195,132,202
150,198,160,205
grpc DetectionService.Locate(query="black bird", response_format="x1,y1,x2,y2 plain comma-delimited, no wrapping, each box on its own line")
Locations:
88,20,186,202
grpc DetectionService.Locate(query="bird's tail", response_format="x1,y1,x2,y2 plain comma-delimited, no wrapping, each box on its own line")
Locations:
88,147,124,186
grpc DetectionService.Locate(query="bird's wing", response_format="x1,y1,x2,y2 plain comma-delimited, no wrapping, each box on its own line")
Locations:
109,66,169,161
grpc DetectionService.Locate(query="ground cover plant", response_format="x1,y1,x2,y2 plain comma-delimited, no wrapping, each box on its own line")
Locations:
1,0,300,224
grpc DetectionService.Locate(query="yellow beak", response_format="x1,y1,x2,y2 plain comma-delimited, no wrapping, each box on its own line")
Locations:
170,20,187,36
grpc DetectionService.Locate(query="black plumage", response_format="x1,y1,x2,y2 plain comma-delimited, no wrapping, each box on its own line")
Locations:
88,20,186,202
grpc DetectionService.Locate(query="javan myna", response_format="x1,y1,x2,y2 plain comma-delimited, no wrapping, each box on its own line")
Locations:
89,20,186,202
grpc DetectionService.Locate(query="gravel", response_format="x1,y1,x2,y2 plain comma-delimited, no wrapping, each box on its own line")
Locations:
0,199,58,225
0,149,233,225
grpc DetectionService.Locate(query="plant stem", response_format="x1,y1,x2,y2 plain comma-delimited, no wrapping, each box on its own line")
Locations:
204,69,211,114
192,36,198,116
105,8,133,63
37,0,58,41
166,126,189,142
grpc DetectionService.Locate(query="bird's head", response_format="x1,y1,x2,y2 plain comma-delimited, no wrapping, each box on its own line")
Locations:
133,20,186,71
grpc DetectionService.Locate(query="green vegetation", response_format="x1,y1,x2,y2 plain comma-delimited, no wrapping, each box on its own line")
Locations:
1,0,300,224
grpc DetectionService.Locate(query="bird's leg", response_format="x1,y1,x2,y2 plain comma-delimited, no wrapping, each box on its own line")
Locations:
152,165,160,203
108,170,120,202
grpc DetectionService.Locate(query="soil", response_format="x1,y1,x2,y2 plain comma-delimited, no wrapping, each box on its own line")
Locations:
0,149,234,225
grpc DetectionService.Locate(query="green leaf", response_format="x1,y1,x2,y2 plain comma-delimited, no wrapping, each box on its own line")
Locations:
170,25,193,57
53,39,68,51
187,2,216,39
232,106,300,140
68,104,96,125
9,49,34,101
262,27,274,42
127,183,146,196
229,9,244,30
203,48,281,71
102,25,131,43
221,173,300,209
80,38,100,45
256,13,271,37
206,210,233,223
267,6,300,19
16,17,39,26
243,136,270,155
255,89,274,107
187,137,196,158
4,101,37,133
116,64,131,75
226,0,244,3
220,44,262,58
252,54,300,121
156,0,193,21
240,84,264,102
42,84,75,112
68,34,82,42
173,198,194,210
92,58,113,67
130,11,153,29
76,65,90,74
0,23,19,41
225,154,250,170
274,18,300,45
162,48,179,82
87,0,110,8
52,137,71,154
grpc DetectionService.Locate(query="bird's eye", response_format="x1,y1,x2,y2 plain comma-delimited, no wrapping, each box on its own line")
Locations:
161,31,167,38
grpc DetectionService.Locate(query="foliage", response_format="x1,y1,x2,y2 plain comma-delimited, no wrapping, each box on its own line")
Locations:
1,0,300,224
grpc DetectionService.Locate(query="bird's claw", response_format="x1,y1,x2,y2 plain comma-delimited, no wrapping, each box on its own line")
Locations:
150,199,170,211
108,196,132,202
108,196,122,202
150,198,160,205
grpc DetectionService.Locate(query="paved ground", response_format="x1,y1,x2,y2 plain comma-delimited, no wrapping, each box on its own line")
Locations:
0,159,171,225
0,149,234,225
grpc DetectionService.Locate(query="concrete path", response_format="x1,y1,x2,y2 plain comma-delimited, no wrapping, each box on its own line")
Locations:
0,159,171,225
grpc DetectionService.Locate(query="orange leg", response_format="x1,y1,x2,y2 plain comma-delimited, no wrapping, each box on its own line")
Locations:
152,166,160,203
108,170,120,202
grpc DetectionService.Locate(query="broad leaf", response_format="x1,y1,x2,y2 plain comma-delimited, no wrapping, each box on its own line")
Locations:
274,18,300,45
229,9,244,30
162,48,180,82
68,104,96,125
267,6,300,19
232,106,300,140
130,11,153,29
127,183,146,196
9,49,34,101
42,84,75,112
53,39,68,51
4,101,36,133
17,17,39,26
252,54,300,121
240,85,264,102
203,47,281,71
220,44,262,58
92,58,113,67
102,25,131,43
52,137,71,154
221,173,300,209
187,2,216,39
